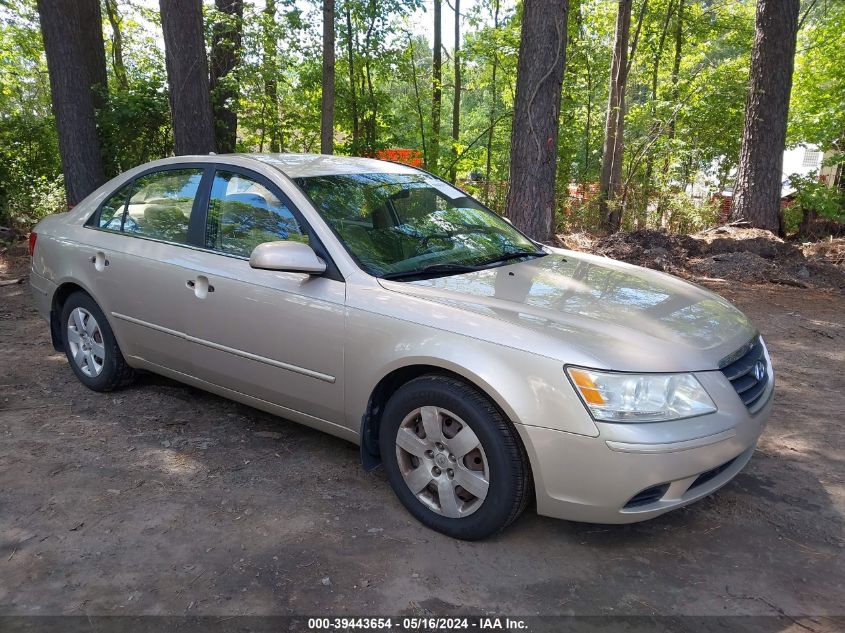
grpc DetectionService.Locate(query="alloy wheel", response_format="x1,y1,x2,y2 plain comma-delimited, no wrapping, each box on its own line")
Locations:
395,405,490,518
66,307,105,378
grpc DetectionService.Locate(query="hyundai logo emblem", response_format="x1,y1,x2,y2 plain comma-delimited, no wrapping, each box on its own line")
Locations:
753,361,766,381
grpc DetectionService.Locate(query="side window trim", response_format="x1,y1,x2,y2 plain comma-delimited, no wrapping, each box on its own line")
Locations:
118,186,130,232
187,165,215,248
202,163,344,282
84,161,344,282
86,182,132,230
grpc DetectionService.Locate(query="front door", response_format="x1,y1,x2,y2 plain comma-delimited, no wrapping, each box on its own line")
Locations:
179,167,347,427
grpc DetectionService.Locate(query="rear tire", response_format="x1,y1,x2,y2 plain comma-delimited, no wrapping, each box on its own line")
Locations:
379,374,531,540
60,291,135,392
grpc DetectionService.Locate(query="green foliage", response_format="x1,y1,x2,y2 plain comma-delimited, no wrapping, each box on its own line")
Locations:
1,0,841,236
658,191,720,234
98,76,172,176
788,171,845,224
0,1,62,228
789,1,845,152
2,172,65,233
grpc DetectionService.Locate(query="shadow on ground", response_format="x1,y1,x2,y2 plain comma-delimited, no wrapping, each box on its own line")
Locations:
0,273,842,619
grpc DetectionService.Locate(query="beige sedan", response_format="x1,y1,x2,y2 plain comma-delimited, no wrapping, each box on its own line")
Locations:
29,154,774,539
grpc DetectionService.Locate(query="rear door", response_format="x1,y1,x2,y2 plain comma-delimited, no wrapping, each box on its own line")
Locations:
178,166,347,428
81,165,210,374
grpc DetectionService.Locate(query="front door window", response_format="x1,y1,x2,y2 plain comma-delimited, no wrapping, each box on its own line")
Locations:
204,170,308,258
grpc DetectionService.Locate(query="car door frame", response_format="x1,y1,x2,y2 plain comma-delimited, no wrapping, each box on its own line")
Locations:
187,162,345,281
86,161,345,282
77,162,215,373
174,161,350,435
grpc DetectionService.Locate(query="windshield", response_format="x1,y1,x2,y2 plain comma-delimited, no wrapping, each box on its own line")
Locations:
295,172,544,278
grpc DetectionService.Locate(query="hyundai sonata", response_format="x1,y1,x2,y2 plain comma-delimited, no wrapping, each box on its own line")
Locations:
29,154,773,539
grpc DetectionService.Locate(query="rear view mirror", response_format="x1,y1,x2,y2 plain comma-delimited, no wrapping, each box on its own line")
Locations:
249,241,326,275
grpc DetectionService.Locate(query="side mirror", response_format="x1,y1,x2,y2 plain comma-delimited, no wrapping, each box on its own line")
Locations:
249,241,326,275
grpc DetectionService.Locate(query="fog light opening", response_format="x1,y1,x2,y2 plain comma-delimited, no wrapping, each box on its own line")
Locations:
624,483,670,509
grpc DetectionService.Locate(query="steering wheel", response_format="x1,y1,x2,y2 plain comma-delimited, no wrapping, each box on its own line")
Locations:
410,231,453,257
411,222,506,257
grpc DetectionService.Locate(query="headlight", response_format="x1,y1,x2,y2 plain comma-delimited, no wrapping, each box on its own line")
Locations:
566,367,716,423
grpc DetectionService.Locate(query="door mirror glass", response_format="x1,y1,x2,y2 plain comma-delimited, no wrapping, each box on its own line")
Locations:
249,241,326,274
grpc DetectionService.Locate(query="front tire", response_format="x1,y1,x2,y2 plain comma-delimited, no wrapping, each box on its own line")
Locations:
60,291,135,392
379,375,531,540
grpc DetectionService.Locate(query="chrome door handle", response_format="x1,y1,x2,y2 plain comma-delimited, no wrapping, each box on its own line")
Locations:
90,252,109,270
187,276,214,298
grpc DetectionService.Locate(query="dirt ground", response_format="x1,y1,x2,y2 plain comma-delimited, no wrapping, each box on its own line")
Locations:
558,227,845,291
0,241,843,625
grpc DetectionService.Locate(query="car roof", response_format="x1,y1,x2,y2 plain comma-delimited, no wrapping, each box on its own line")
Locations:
240,153,420,179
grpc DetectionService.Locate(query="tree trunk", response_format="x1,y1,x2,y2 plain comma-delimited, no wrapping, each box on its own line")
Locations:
263,0,281,153
731,0,800,232
579,0,593,180
37,0,106,207
598,0,632,233
104,0,129,90
799,206,816,237
504,0,569,242
320,0,335,154
658,0,683,228
430,0,442,173
362,6,378,152
483,0,500,204
449,0,461,184
159,0,216,155
210,0,244,154
345,6,360,149
641,0,674,227
75,0,108,110
408,37,427,165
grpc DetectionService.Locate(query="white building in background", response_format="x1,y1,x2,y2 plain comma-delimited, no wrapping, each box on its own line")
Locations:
781,145,824,196
710,145,825,201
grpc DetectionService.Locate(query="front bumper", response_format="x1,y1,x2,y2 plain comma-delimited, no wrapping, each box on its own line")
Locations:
516,368,774,524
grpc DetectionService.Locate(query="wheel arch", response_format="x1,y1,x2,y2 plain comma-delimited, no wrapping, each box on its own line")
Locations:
49,281,91,352
358,361,527,473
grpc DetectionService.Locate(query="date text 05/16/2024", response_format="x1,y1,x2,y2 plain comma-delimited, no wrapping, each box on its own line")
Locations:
307,617,528,630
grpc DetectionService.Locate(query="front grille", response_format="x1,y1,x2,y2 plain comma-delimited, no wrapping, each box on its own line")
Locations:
688,456,738,491
624,483,669,509
719,336,770,411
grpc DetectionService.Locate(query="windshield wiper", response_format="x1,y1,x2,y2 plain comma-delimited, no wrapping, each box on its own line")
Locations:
381,251,548,281
480,250,547,267
380,263,482,281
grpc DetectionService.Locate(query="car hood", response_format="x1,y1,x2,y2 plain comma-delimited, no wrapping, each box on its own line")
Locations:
378,249,757,372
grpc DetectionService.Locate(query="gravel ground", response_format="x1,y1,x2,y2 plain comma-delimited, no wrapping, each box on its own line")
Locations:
0,248,843,627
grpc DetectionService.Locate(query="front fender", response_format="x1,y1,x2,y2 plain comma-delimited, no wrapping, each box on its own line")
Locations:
344,306,600,440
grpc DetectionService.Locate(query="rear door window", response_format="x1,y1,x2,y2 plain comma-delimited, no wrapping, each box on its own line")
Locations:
122,168,204,244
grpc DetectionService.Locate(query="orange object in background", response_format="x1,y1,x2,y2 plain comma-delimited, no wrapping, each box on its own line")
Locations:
375,148,424,168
